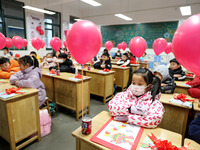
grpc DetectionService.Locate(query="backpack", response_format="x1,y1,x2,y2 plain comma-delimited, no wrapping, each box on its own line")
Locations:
49,102,56,116
40,109,51,137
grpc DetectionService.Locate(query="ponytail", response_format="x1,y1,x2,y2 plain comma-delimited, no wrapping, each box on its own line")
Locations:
151,75,161,101
19,55,39,68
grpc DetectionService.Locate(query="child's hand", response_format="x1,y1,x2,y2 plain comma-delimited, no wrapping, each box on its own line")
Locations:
101,64,105,68
174,74,182,78
15,80,19,86
161,83,167,87
114,115,128,122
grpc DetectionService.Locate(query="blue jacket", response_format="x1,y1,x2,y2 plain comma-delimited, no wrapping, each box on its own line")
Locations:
189,113,200,144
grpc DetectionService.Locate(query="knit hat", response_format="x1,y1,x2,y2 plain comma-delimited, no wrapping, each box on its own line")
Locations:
154,65,169,82
170,58,180,65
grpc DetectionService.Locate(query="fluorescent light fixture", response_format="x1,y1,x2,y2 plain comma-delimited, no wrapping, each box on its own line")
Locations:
114,14,133,21
74,19,83,21
81,0,102,7
23,6,56,15
180,6,191,16
8,26,24,29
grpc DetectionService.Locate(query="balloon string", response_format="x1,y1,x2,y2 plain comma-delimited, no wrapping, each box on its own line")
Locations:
81,66,84,119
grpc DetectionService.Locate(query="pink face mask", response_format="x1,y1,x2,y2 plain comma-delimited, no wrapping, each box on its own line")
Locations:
128,84,149,96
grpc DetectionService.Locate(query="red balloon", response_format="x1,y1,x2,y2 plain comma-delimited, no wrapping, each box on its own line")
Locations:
12,36,23,49
64,30,68,38
153,38,167,55
50,37,62,51
36,26,41,31
41,40,45,48
23,39,28,47
63,40,67,48
121,42,127,50
40,30,44,35
0,33,6,50
173,14,200,76
165,42,172,54
5,37,12,48
117,43,122,50
67,20,102,65
31,37,42,50
129,37,147,57
105,41,113,51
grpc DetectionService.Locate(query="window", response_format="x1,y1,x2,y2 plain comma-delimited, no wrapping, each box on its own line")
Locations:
45,10,61,50
0,0,26,50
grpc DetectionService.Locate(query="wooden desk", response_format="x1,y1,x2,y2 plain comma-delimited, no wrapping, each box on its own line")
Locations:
174,81,190,95
72,111,182,150
159,94,192,142
184,138,200,149
111,62,117,65
139,62,149,68
77,67,115,105
130,64,140,72
185,76,194,81
53,73,91,120
112,65,130,91
111,59,118,63
193,99,200,118
0,83,41,150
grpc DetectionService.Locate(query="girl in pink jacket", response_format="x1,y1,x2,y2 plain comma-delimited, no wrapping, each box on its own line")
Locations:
108,68,165,128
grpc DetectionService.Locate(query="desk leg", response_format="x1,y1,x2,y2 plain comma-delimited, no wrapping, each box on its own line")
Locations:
76,138,80,150
35,95,41,141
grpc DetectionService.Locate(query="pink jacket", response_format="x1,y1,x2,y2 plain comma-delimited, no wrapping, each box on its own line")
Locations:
39,58,57,69
108,88,165,128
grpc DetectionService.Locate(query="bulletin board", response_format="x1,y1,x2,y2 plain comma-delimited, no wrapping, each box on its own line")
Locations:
101,21,178,48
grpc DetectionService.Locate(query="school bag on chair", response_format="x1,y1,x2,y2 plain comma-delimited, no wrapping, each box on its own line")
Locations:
40,109,52,137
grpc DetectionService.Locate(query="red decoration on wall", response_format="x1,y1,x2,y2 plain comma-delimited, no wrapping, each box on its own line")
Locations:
36,26,44,35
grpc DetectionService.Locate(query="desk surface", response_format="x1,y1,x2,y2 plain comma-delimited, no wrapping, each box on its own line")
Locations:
112,65,130,69
160,94,192,109
72,111,182,150
77,67,115,75
175,81,191,89
193,99,200,111
130,64,141,67
184,138,200,149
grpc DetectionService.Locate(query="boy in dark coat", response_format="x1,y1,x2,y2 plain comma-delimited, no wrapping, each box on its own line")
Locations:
169,58,186,81
93,52,112,70
189,113,200,144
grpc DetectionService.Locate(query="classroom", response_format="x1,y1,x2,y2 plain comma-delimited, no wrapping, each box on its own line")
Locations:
0,0,200,150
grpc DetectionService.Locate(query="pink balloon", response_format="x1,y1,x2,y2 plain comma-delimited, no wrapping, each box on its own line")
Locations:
23,39,28,47
5,37,12,48
129,37,147,57
117,43,122,50
50,37,62,51
165,42,172,54
121,42,127,50
105,41,113,51
31,37,42,50
0,33,6,49
67,20,102,65
173,14,200,76
63,40,67,48
153,38,167,55
12,36,23,49
41,40,45,48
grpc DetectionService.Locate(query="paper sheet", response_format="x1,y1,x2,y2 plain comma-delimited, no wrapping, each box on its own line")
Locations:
169,98,192,107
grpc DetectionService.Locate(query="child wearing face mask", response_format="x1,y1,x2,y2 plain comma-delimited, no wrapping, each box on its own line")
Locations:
10,56,46,107
108,68,164,128
49,53,75,73
40,53,56,69
112,50,122,59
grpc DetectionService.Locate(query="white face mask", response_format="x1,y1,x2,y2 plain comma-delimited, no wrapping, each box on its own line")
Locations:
128,84,149,96
57,59,64,63
46,58,53,62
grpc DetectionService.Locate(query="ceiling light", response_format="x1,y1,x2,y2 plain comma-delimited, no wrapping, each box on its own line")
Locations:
180,6,191,16
74,19,83,21
23,6,56,15
81,0,102,7
114,14,133,21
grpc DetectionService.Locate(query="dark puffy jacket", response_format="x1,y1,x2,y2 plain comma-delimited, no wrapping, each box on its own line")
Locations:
169,67,186,81
161,76,176,94
93,59,112,70
49,59,75,73
189,113,200,144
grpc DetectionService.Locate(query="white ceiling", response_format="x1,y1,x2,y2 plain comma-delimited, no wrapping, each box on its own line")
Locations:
19,0,200,25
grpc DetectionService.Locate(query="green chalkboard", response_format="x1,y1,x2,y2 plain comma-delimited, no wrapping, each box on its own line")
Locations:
101,21,178,48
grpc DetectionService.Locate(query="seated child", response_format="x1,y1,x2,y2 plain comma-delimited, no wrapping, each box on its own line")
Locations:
30,51,42,63
127,51,136,64
49,53,75,73
154,65,176,94
169,58,186,81
40,53,56,69
188,113,200,144
108,68,164,128
10,56,46,107
186,76,200,98
112,50,121,59
103,49,108,53
117,53,130,66
0,57,20,79
93,52,111,70
139,52,147,62
3,47,12,59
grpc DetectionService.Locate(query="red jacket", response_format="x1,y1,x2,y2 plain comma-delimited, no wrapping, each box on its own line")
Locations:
130,57,136,64
188,76,200,89
188,76,200,98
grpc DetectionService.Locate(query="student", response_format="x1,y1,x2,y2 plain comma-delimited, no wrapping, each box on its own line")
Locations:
0,57,20,79
103,49,108,54
117,53,130,66
188,113,200,144
30,51,42,63
93,52,112,70
139,52,147,62
127,51,136,64
154,65,176,94
40,53,56,69
9,56,46,107
108,68,164,128
52,50,61,62
49,53,75,73
112,50,121,59
186,76,200,98
169,58,186,81
3,47,12,59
